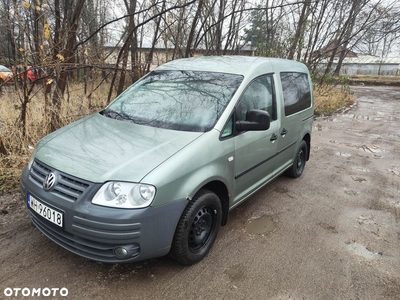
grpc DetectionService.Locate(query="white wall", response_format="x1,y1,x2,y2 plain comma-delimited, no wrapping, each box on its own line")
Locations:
336,63,400,76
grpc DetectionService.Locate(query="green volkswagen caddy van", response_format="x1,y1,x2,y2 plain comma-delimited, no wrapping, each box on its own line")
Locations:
20,56,313,265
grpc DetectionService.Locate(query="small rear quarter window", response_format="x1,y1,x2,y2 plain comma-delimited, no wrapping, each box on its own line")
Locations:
280,72,311,116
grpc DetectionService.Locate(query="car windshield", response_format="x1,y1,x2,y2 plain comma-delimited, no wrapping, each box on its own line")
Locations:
0,66,11,72
102,70,243,132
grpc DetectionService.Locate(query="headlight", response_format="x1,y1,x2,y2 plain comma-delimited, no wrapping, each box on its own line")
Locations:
27,146,37,170
92,182,156,209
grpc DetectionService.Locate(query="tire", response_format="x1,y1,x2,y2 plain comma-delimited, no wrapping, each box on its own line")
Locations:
286,140,307,178
170,189,222,265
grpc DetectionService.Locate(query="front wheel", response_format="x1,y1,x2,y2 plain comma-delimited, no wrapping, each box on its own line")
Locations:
286,140,308,178
170,189,222,265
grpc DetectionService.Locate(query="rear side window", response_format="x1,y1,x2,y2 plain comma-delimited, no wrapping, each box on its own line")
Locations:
280,72,311,116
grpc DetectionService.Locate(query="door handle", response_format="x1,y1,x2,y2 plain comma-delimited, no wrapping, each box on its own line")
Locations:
270,133,278,142
281,128,288,136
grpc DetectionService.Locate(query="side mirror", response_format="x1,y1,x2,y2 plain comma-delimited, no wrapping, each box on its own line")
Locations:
235,109,271,132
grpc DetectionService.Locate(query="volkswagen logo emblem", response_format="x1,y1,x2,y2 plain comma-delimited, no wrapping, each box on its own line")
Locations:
43,172,57,191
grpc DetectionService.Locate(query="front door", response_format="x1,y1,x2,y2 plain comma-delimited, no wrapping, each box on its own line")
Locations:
233,75,280,204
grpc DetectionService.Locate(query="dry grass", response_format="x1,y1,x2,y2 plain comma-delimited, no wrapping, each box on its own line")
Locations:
314,84,354,116
0,83,111,193
348,74,400,85
0,81,353,193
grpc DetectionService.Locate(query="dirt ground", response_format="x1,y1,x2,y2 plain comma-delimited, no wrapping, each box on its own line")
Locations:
1,86,400,299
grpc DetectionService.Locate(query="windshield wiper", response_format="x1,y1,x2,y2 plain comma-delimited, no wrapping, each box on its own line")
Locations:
100,109,137,123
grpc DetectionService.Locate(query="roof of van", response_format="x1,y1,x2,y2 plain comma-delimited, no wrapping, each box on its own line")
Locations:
156,56,309,76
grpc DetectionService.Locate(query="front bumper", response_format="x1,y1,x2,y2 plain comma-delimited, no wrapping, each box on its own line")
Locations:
20,163,188,263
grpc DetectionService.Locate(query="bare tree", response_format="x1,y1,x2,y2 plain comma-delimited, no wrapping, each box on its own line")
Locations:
145,0,166,72
288,1,311,60
50,0,86,131
2,0,400,141
354,1,400,58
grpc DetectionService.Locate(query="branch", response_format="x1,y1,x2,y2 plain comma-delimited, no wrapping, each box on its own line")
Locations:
74,0,196,50
194,1,315,49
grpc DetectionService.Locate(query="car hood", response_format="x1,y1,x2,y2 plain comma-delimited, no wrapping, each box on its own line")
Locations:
35,113,203,183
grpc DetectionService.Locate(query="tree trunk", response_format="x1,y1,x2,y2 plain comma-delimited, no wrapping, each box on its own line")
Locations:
185,0,204,58
288,2,310,60
146,0,166,72
117,0,137,96
50,0,86,132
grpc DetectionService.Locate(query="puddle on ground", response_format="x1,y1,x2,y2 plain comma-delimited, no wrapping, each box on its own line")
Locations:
387,167,400,176
274,186,289,194
345,242,375,260
344,189,359,196
343,114,355,118
336,152,351,157
356,215,375,225
352,166,370,173
224,267,244,281
318,222,338,234
390,201,400,218
245,216,276,234
358,144,382,153
367,134,382,139
352,176,367,183
354,115,371,120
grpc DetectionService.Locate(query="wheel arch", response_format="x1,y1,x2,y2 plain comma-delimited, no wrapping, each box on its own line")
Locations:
200,181,230,226
302,133,311,161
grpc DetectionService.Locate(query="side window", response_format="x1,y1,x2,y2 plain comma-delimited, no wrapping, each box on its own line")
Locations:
237,76,275,121
280,72,311,116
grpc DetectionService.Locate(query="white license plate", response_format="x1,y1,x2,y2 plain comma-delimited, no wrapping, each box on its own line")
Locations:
28,195,63,228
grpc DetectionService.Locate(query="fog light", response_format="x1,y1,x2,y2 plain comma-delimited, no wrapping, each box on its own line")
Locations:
113,244,140,259
114,247,129,259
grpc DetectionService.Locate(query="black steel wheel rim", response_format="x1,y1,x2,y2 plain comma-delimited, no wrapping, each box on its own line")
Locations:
296,147,305,173
188,206,216,253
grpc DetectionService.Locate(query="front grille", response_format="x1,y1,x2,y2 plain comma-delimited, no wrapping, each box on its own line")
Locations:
29,159,90,201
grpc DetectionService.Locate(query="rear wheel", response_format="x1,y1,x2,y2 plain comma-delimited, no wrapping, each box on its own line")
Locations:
286,140,307,178
170,189,221,265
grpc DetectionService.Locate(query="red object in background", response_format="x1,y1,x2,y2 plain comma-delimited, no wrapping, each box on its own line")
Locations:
17,66,36,82
17,66,49,83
